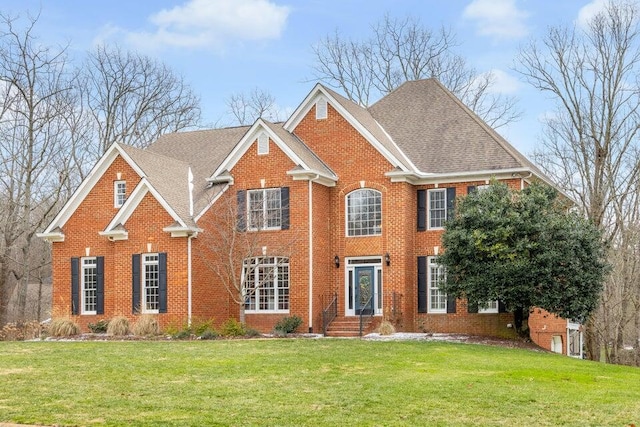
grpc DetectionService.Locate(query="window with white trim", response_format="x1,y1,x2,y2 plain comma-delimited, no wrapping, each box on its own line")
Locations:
248,188,282,230
346,189,382,236
142,254,159,313
428,189,446,229
81,257,97,314
428,257,447,313
478,300,499,313
243,257,289,313
114,180,126,208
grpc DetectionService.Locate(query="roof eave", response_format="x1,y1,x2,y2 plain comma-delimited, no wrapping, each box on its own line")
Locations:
98,230,129,241
36,231,65,243
386,167,535,185
162,225,202,238
287,168,337,187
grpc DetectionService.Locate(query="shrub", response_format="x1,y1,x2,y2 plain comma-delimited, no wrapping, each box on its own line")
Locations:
88,319,109,334
107,316,130,336
132,315,160,337
220,319,246,337
0,321,43,341
274,315,302,334
172,329,192,340
377,320,396,336
49,319,80,337
191,318,214,336
199,330,218,340
245,327,261,338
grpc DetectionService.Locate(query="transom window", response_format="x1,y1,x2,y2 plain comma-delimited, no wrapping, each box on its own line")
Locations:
243,257,289,313
114,180,126,208
428,257,447,313
142,254,159,313
248,188,282,230
428,189,446,229
81,257,97,314
346,189,382,236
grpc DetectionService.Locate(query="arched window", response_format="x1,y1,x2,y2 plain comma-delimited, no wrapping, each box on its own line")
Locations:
346,189,382,236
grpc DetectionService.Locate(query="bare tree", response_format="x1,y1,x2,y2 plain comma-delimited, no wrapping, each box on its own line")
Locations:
225,87,281,126
197,188,297,324
0,12,80,324
83,45,202,154
312,14,521,128
516,0,640,362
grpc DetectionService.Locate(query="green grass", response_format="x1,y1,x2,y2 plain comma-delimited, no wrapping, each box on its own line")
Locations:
0,339,638,426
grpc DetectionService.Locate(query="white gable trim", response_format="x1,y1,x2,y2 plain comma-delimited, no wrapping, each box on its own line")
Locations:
102,178,188,234
210,119,311,180
41,142,146,235
283,84,414,172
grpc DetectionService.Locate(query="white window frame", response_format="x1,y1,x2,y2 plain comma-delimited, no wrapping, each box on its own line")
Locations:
478,300,499,314
247,188,282,231
242,257,289,314
142,253,159,314
81,257,97,315
428,189,446,229
114,180,126,208
346,189,382,237
428,257,447,313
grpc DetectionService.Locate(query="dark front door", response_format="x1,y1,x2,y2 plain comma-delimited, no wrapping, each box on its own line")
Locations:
354,266,374,315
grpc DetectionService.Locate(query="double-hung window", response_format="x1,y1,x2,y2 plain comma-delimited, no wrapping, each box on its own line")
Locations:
81,257,98,314
132,253,167,314
428,257,447,313
248,188,282,230
142,254,159,313
428,189,446,229
346,189,382,236
243,257,289,313
114,180,126,208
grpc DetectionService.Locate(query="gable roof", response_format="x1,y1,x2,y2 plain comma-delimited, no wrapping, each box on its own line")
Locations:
368,79,536,175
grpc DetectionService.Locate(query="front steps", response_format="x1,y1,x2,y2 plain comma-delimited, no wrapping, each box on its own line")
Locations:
325,316,376,337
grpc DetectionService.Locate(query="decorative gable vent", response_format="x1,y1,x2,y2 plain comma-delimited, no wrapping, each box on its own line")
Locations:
316,97,328,120
257,132,269,155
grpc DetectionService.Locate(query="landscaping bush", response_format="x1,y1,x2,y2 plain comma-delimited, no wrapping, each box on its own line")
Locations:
220,319,246,337
199,330,218,340
132,315,160,337
88,319,109,333
274,315,302,334
377,320,396,336
107,316,130,336
48,319,80,337
0,321,43,341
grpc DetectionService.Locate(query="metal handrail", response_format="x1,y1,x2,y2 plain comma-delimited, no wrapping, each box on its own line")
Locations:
359,295,374,337
322,292,337,336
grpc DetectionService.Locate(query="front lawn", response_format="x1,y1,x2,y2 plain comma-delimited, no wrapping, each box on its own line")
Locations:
0,339,638,426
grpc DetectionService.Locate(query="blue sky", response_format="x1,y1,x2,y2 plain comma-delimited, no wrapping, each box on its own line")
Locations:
1,0,610,155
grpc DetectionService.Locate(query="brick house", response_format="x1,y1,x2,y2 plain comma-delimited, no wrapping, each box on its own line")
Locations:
38,79,578,354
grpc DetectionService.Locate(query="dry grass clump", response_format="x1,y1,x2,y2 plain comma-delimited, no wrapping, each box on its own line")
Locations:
377,320,396,336
132,314,159,337
0,321,43,341
106,316,130,336
48,319,80,337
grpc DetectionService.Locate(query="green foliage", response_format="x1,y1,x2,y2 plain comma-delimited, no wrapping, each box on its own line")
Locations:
273,315,303,334
199,330,218,340
88,319,109,333
439,182,609,327
219,318,247,337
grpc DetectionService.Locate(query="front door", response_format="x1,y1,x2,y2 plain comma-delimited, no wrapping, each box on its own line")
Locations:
354,266,374,315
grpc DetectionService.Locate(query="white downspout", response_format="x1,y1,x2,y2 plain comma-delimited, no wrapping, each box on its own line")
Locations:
308,179,314,333
188,234,193,327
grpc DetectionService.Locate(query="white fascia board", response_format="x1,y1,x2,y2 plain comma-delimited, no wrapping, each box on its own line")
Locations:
103,178,188,232
98,229,129,241
163,225,202,238
36,231,65,242
386,168,533,185
284,85,411,172
287,169,337,187
41,142,144,234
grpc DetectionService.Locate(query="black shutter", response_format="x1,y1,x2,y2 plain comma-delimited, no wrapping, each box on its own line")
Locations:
467,299,478,313
158,252,168,313
417,257,427,313
132,254,140,314
498,300,507,313
417,189,426,231
467,185,476,194
446,187,456,221
96,256,104,315
237,190,246,231
71,258,79,315
447,294,456,313
281,187,290,230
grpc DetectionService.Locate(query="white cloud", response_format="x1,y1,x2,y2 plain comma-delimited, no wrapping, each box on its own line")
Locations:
576,0,607,28
110,0,290,52
486,69,521,95
463,0,529,40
